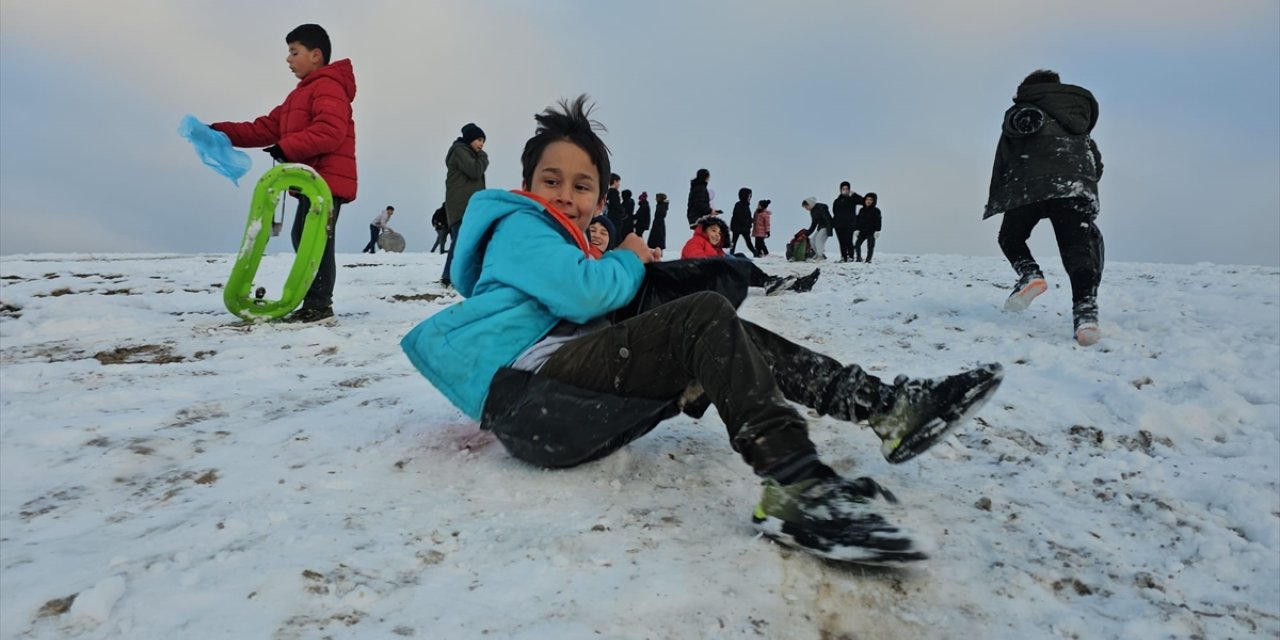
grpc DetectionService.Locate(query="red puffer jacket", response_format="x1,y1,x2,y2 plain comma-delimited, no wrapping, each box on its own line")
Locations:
213,59,358,202
681,227,725,259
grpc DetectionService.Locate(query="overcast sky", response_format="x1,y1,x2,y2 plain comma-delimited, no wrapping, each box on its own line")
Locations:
2,0,1277,266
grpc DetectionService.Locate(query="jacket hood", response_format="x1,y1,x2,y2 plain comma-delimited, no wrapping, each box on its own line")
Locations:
299,58,357,102
451,190,594,296
1013,83,1097,135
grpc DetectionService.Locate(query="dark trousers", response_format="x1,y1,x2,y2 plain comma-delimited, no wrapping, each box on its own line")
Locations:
440,221,462,283
538,292,888,471
835,228,856,261
752,236,768,256
998,197,1104,304
430,228,449,253
362,224,381,253
731,230,751,256
290,196,342,310
853,232,876,262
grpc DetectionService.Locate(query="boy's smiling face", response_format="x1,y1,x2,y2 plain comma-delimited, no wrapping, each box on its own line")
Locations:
286,42,324,79
588,222,610,250
705,224,723,247
526,140,603,232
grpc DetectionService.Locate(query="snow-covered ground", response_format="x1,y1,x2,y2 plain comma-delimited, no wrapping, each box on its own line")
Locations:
1,250,1277,640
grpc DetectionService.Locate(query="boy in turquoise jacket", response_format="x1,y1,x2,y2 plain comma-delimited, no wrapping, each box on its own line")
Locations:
401,96,1003,565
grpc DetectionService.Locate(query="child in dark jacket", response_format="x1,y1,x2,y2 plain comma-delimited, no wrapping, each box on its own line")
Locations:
730,187,754,255
687,169,712,227
212,24,356,324
852,193,881,263
430,203,449,253
647,193,669,249
985,69,1105,346
634,192,651,240
619,189,637,237
832,181,864,262
401,96,1003,565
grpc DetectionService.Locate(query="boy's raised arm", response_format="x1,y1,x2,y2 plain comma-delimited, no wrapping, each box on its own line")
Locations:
213,103,284,149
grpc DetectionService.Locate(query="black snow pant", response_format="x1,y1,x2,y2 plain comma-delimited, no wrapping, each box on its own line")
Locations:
290,195,342,311
731,230,752,256
753,236,768,256
998,197,1104,305
852,232,875,262
440,222,462,283
835,228,856,261
362,224,381,253
537,292,890,472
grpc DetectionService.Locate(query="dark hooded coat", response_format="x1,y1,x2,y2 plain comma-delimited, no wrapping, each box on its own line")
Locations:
984,83,1103,219
687,179,711,225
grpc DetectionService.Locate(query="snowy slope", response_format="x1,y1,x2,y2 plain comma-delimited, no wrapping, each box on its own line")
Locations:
1,250,1277,640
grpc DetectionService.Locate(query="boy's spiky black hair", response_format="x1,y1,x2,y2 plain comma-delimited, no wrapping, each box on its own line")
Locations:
287,24,331,65
521,95,611,201
1020,69,1060,87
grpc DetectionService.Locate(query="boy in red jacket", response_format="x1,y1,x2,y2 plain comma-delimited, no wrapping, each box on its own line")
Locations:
212,24,358,324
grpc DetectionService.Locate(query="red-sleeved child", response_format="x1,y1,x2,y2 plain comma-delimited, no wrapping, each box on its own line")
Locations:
212,24,357,324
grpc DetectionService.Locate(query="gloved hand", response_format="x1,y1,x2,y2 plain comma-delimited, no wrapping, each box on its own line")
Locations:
874,232,880,239
263,144,287,163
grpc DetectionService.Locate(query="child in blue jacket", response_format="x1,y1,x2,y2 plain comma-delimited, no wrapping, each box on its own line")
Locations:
401,96,1003,565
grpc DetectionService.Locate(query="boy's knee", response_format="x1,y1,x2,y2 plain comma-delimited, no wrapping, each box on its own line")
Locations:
683,291,736,316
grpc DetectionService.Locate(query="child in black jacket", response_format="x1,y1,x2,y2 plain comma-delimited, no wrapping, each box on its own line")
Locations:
853,193,881,263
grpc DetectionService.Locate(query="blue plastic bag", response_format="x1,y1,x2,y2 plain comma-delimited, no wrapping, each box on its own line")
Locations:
179,114,252,185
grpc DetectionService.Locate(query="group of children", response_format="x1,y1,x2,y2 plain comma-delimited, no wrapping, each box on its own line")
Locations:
601,175,672,252
206,21,1104,564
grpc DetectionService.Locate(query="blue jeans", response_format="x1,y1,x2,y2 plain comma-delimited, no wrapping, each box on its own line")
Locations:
441,222,462,283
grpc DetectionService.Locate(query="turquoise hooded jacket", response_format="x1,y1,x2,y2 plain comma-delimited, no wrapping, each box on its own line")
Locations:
401,189,646,419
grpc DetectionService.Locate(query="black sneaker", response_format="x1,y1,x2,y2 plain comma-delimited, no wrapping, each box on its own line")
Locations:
1073,298,1100,346
1004,271,1047,311
753,475,927,564
789,268,821,293
765,276,797,296
870,363,1004,464
283,306,335,325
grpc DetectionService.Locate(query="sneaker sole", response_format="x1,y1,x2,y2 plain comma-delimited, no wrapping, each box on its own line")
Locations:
1075,322,1100,346
881,364,1005,464
753,515,929,565
1004,279,1047,311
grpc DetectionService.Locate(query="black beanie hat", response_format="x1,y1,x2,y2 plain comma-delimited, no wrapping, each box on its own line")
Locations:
461,123,486,143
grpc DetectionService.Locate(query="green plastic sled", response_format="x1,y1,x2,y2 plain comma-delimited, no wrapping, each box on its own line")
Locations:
223,164,333,321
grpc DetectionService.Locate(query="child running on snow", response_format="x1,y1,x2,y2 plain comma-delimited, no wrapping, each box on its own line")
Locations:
401,96,1004,564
